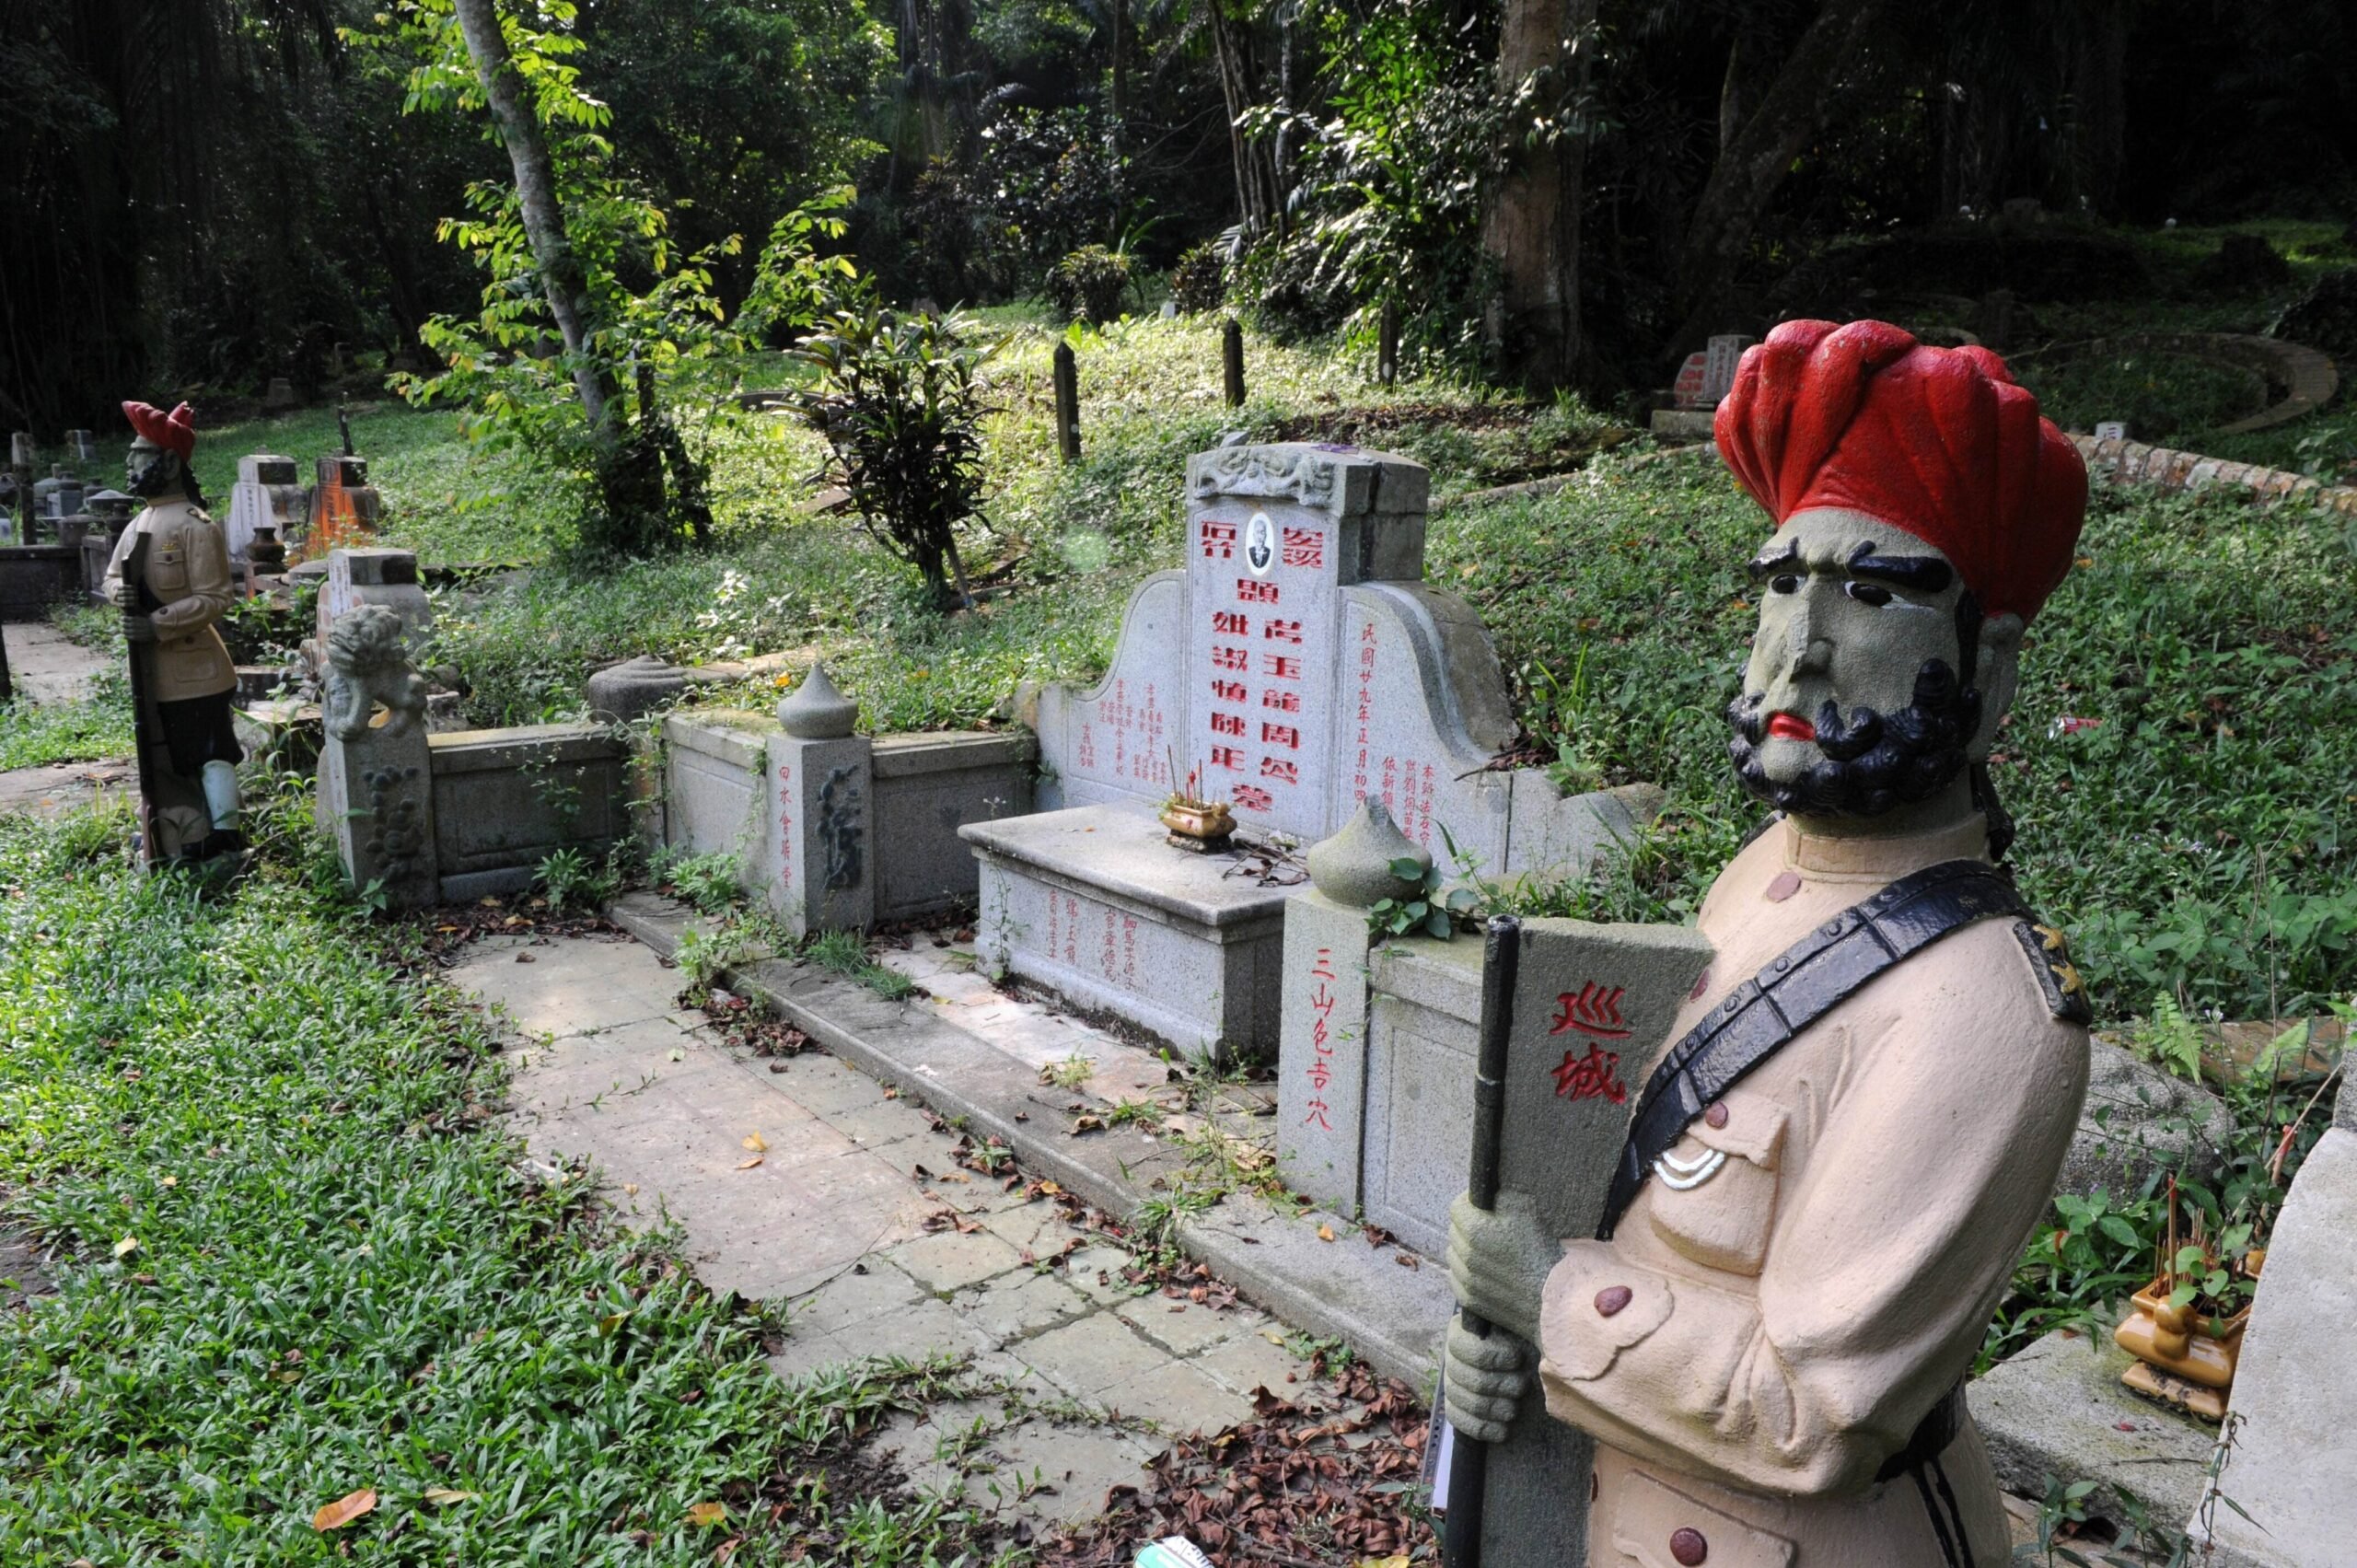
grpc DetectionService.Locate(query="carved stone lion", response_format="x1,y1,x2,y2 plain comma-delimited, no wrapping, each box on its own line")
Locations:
323,603,429,741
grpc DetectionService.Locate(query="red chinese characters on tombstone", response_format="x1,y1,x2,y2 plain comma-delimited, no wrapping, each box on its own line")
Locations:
1281,527,1325,569
1232,784,1274,812
1212,610,1249,636
1262,619,1304,645
1213,646,1250,672
1261,758,1299,784
1211,679,1247,703
1550,981,1632,1040
1265,655,1302,680
1551,1044,1629,1105
1201,519,1237,560
1237,579,1281,605
1304,946,1340,1130
1261,722,1300,749
1211,712,1246,737
1262,690,1301,713
1211,745,1245,770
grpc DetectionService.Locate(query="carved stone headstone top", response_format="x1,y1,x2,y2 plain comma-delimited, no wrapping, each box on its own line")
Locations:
777,661,858,738
584,655,688,725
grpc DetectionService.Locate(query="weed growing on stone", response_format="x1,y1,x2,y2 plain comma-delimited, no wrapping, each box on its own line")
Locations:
805,928,920,1001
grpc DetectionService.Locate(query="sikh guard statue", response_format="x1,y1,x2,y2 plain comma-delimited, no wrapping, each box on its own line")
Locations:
1446,320,2095,1567
101,401,246,865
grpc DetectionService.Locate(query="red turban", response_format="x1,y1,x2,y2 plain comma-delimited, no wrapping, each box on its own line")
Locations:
122,401,197,462
1713,319,2086,621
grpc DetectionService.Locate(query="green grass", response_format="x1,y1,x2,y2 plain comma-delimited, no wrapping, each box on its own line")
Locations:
0,800,1005,1565
0,678,133,772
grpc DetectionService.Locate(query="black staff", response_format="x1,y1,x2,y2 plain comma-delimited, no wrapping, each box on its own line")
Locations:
119,530,164,865
1444,912,1522,1568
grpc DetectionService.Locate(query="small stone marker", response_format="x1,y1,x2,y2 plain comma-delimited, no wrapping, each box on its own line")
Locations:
2094,420,2129,442
769,663,873,937
318,603,439,909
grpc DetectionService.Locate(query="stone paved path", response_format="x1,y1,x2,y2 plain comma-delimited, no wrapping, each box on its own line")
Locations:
0,621,126,819
450,929,1322,1534
4,620,107,707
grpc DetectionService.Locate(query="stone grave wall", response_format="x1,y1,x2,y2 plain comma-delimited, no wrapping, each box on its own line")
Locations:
658,708,1034,929
1021,442,1658,880
428,723,634,901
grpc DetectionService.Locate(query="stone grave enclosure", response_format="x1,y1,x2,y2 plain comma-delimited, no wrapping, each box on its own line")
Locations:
966,442,1662,1062
311,546,633,907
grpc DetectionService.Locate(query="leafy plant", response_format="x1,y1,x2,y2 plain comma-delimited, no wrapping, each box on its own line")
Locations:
654,848,743,916
1167,242,1229,314
1368,850,1479,941
2132,992,2206,1083
535,844,621,912
785,292,1001,611
1047,244,1133,324
1041,1052,1096,1089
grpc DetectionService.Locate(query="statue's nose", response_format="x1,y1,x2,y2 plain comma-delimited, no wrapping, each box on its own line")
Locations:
1795,634,1835,676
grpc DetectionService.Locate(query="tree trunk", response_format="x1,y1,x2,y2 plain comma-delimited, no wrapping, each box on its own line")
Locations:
1669,0,1887,359
1483,0,1595,392
448,0,612,442
1207,0,1282,237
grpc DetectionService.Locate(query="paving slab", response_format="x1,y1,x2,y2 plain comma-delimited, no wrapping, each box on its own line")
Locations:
3,621,108,706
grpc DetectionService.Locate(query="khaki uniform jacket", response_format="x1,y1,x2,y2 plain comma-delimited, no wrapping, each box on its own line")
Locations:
1535,815,2090,1568
100,497,238,703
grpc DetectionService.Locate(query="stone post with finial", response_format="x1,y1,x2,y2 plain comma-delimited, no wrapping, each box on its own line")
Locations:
1277,797,1433,1215
766,661,875,937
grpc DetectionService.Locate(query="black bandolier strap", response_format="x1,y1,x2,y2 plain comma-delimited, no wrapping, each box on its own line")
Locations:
1596,857,2042,1243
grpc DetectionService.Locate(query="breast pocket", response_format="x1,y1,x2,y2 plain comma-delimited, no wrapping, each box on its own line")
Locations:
1609,1469,1794,1568
148,546,189,595
1645,1086,1787,1277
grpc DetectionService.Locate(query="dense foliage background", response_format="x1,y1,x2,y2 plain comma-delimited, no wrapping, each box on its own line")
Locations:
7,0,2355,431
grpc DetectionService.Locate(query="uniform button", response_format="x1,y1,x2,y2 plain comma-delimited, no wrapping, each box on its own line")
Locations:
1670,1527,1709,1564
1704,1102,1729,1129
1595,1285,1632,1318
1764,870,1802,902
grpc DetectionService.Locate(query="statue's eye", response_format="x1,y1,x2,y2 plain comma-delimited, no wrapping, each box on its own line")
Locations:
1844,581,1892,606
1770,574,1800,595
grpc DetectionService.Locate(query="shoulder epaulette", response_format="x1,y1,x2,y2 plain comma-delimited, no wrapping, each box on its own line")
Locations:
2012,919,2093,1026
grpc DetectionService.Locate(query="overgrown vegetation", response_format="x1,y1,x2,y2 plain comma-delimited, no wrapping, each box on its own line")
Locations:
0,800,1004,1564
0,679,134,772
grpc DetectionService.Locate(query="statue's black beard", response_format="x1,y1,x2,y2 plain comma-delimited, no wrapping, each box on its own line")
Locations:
1726,659,1982,819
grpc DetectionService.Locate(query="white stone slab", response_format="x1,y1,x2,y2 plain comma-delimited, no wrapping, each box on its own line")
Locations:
1275,892,1373,1212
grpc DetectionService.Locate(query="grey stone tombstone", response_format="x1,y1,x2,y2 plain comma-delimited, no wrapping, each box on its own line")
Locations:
1475,916,1715,1568
1702,333,1754,404
318,547,432,659
226,453,303,566
1278,799,1431,1206
766,663,874,937
2189,1070,2357,1565
317,603,439,909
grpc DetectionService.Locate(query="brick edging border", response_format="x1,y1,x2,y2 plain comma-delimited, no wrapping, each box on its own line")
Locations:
2068,433,2357,518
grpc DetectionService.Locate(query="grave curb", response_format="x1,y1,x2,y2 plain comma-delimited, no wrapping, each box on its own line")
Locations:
603,891,1454,1392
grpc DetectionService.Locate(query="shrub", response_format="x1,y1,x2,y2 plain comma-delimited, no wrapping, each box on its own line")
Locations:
1048,245,1133,324
785,294,1000,610
1168,242,1229,314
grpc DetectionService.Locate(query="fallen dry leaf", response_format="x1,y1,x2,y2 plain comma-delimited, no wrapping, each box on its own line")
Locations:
112,1237,138,1259
423,1487,480,1505
686,1501,728,1527
622,1183,640,1196
1317,1225,1336,1243
159,1176,178,1189
741,1132,768,1153
737,1156,764,1170
312,1488,378,1531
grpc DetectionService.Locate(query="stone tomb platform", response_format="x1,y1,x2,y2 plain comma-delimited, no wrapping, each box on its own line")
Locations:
962,801,1292,1061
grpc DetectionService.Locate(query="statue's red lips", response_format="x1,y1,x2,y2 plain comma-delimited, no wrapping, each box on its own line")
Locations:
1768,712,1817,741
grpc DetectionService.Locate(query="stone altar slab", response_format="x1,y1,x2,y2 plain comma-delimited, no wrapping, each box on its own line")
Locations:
962,801,1293,1061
